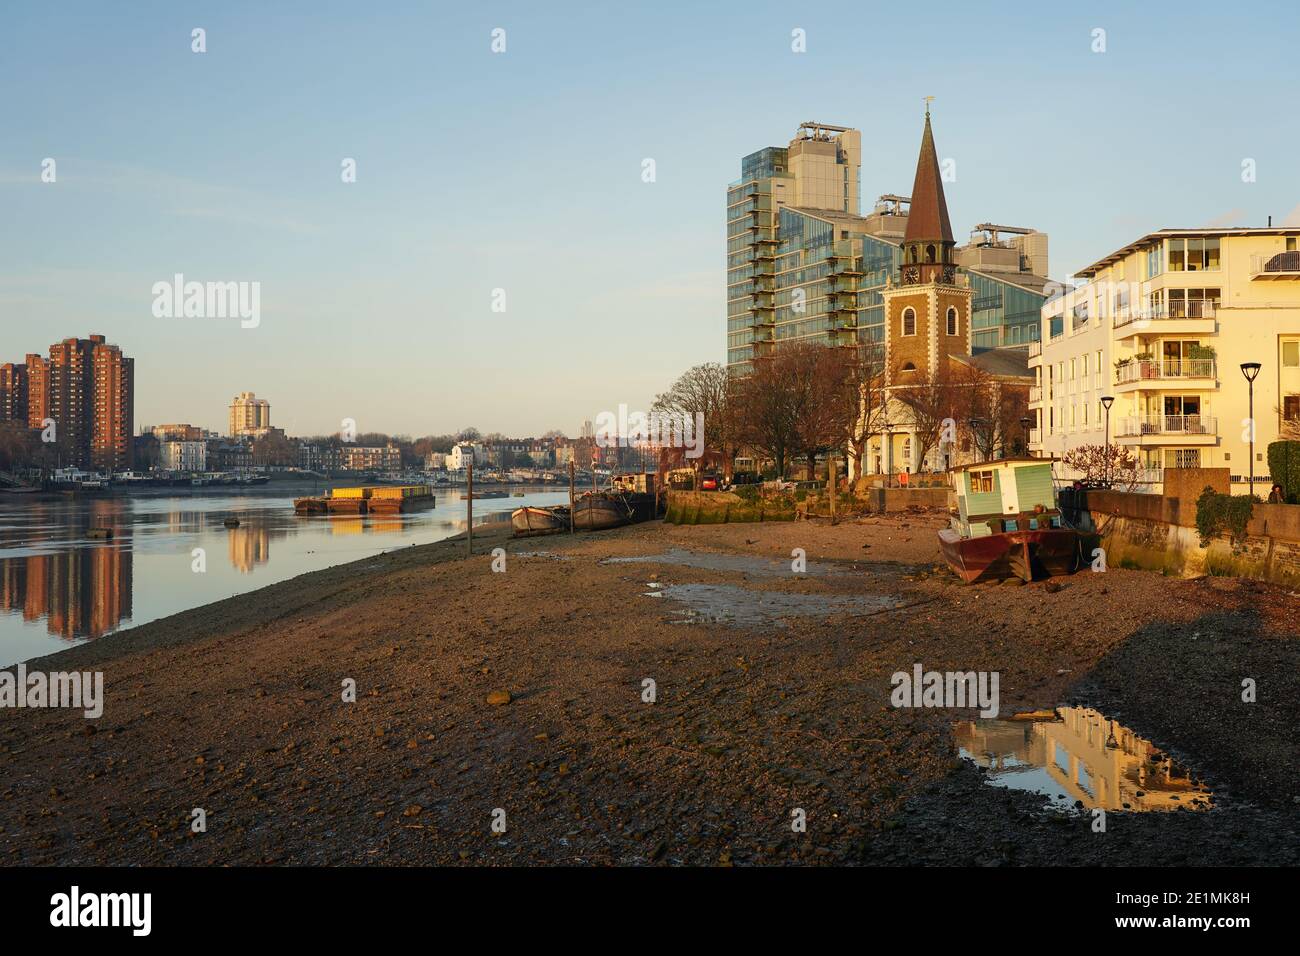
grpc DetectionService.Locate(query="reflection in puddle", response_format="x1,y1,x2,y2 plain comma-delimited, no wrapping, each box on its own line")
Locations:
955,707,1213,812
645,582,901,627
607,548,851,578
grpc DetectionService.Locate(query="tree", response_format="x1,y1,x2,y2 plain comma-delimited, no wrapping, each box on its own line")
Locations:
1062,443,1143,491
734,354,798,479
251,432,299,468
959,365,1029,462
0,422,37,472
784,343,848,479
840,342,888,480
892,362,966,472
652,362,737,475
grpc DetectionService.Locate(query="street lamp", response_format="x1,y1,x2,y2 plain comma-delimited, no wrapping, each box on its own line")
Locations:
1241,362,1261,495
968,418,987,463
1019,416,1032,456
1100,396,1114,486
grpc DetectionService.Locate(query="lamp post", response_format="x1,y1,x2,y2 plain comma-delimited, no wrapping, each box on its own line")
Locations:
968,418,987,463
1019,416,1032,456
1100,396,1114,486
1241,362,1261,495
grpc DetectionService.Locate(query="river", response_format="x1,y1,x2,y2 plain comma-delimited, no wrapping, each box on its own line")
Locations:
0,485,571,668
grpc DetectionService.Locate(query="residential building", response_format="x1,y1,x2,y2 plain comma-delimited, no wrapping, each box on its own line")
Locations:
726,119,1050,375
90,339,134,470
228,391,271,437
152,423,205,442
340,444,401,472
209,441,253,472
160,440,207,472
0,363,27,424
425,452,447,470
447,442,485,470
13,335,132,469
1028,228,1300,492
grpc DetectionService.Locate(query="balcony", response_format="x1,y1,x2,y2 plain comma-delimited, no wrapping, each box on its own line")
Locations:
1028,427,1042,445
1114,358,1216,389
1027,340,1042,358
1115,415,1217,440
1113,301,1217,338
1028,385,1043,403
1250,251,1300,280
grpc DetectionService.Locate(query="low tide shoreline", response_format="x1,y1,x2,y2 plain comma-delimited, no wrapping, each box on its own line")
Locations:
1,516,1297,865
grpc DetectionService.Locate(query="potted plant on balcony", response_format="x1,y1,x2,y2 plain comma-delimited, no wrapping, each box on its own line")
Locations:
1134,351,1156,379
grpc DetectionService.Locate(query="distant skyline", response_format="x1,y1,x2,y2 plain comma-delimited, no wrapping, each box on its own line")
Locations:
4,0,1299,435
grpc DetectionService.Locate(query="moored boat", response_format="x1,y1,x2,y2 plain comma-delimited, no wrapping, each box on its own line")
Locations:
938,458,1080,584
511,506,569,536
572,492,633,531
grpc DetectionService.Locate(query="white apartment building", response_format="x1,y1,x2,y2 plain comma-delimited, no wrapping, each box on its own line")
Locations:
1029,228,1300,492
447,442,486,470
160,439,207,473
228,391,270,437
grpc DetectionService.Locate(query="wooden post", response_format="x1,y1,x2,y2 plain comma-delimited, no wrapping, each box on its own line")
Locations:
466,457,473,556
568,459,576,535
829,455,837,526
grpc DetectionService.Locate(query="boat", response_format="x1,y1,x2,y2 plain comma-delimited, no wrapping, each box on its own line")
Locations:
572,492,634,531
511,506,569,536
938,458,1080,584
294,484,435,516
461,491,509,500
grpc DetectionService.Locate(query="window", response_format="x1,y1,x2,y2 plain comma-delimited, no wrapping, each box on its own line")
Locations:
1283,341,1300,367
1284,395,1300,420
1146,243,1164,279
902,307,916,335
946,307,958,336
901,361,916,371
970,470,995,493
1167,237,1220,272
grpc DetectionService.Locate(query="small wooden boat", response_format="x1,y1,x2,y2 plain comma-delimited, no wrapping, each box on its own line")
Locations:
462,490,509,500
572,493,633,531
938,458,1080,584
511,506,569,536
223,516,241,528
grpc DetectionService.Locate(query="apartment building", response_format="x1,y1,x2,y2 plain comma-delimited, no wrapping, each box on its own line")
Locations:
228,391,271,437
159,439,207,472
11,335,132,469
0,363,27,424
726,120,1051,375
1028,228,1300,491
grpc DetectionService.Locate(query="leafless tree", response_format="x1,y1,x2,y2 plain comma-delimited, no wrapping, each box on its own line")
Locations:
892,362,966,471
1062,443,1143,491
652,362,738,475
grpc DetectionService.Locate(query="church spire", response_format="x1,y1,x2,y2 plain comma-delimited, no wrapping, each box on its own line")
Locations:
899,104,956,285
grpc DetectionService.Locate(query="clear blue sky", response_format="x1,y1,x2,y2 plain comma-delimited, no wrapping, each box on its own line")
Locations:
3,0,1298,437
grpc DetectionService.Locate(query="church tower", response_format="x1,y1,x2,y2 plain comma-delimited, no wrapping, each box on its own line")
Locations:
882,105,972,385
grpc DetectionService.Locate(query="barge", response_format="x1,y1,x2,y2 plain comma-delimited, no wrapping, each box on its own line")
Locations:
294,484,436,516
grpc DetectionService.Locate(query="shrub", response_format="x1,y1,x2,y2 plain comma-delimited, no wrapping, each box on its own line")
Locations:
1266,441,1300,503
1195,486,1256,550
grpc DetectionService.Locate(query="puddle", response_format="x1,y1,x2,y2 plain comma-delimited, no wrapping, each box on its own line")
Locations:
645,582,901,628
606,548,852,578
512,551,571,561
955,706,1213,812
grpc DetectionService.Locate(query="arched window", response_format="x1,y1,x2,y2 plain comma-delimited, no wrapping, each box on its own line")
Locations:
926,245,936,263
901,361,916,371
902,307,916,336
901,436,913,471
946,306,958,336
908,246,919,264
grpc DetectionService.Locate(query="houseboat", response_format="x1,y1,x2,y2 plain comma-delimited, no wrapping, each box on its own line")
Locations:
939,458,1080,584
294,484,436,516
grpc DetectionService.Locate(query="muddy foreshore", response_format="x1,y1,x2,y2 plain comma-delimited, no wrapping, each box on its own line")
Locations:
1,514,1297,866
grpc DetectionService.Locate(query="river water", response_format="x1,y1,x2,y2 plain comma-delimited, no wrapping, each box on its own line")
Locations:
0,485,571,668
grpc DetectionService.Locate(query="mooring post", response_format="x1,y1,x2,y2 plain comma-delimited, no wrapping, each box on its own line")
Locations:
466,457,473,557
568,459,576,535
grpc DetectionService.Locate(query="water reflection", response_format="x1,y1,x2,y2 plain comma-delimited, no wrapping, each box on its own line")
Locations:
955,706,1212,812
0,487,570,665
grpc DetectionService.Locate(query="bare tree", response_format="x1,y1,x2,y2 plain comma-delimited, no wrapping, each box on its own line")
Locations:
892,362,965,472
652,362,737,475
960,365,1030,461
1062,443,1143,491
839,341,887,479
734,354,798,478
784,343,849,479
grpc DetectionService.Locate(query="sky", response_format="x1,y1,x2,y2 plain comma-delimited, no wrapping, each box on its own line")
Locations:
3,0,1299,438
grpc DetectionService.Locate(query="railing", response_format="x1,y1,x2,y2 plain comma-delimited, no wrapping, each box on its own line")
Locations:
1114,358,1216,384
1116,415,1217,437
1251,251,1300,276
1028,385,1043,402
1112,300,1216,328
1028,428,1042,445
1027,340,1042,358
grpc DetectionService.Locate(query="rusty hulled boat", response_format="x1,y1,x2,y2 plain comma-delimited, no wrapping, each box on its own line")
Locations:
938,458,1080,584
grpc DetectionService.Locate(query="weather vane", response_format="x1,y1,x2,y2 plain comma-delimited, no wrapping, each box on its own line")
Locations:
924,95,934,116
